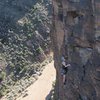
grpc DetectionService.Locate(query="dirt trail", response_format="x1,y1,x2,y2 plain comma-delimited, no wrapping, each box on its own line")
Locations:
17,61,56,100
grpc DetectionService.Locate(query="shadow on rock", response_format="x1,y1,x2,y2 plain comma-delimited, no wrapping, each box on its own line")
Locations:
45,90,53,100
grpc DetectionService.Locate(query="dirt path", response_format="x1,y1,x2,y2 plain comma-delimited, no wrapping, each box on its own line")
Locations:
17,61,56,100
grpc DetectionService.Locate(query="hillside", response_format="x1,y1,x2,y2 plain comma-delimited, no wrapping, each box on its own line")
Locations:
0,0,52,99
16,61,56,100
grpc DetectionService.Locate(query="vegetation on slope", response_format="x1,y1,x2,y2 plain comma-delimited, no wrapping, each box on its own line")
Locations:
0,0,52,99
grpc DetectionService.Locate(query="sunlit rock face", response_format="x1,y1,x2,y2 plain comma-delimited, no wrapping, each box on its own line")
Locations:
52,0,100,100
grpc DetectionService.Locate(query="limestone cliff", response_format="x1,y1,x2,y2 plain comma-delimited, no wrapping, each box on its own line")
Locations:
52,0,100,100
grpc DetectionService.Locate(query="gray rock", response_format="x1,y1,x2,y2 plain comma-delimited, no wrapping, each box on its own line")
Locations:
52,0,100,100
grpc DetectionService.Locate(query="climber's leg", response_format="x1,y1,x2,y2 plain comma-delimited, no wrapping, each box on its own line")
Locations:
63,74,66,85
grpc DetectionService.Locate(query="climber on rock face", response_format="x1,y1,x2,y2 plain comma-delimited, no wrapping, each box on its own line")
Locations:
61,56,71,85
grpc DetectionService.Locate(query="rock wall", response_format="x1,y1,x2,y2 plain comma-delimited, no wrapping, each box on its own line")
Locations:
52,0,100,100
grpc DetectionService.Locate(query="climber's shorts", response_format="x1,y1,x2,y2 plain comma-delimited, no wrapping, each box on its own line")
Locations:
60,68,68,75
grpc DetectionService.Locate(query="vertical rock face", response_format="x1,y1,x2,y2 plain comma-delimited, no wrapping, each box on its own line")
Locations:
52,0,100,100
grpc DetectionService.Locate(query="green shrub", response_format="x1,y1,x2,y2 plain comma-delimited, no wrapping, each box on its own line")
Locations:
0,71,6,81
36,47,43,54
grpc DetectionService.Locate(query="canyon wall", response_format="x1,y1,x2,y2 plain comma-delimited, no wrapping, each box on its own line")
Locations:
52,0,100,100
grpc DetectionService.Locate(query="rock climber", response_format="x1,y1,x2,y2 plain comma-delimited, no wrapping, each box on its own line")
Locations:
61,56,71,85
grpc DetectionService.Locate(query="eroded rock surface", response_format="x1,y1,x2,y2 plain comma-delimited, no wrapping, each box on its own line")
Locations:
52,0,100,100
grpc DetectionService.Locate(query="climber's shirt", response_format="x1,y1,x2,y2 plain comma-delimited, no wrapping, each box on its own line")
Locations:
61,61,71,75
62,64,68,74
